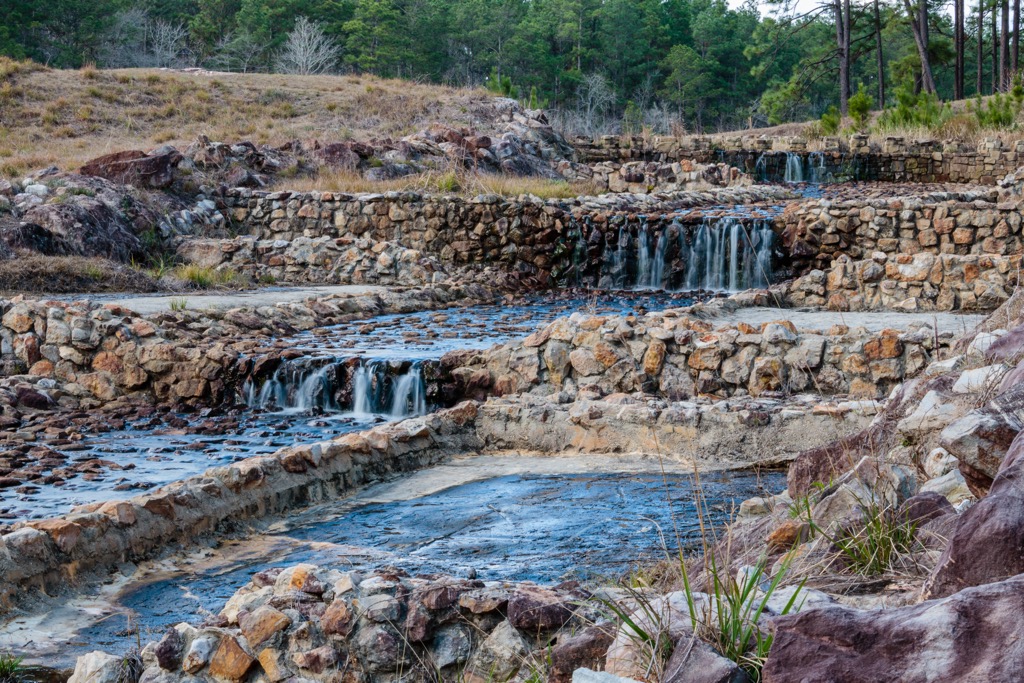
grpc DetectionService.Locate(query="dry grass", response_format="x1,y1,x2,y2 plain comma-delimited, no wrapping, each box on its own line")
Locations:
270,167,605,199
0,58,496,179
0,253,158,294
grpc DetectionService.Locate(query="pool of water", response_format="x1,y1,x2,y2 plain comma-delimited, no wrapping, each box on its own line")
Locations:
2,292,698,523
50,466,781,666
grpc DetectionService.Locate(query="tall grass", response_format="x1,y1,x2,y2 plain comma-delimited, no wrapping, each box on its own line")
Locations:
0,652,24,683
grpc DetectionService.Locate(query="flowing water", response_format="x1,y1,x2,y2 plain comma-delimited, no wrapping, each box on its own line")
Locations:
1,294,695,523
42,463,783,667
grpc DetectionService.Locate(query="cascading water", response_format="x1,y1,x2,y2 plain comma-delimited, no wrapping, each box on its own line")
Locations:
246,358,427,419
244,359,341,413
647,225,668,290
636,217,652,290
684,218,774,292
783,152,804,183
808,151,828,184
350,360,428,419
612,226,630,289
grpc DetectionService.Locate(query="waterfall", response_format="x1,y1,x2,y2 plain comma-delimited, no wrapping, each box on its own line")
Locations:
648,227,667,290
389,364,426,418
808,152,827,184
350,360,428,418
683,218,774,292
571,219,588,286
245,357,428,419
636,217,651,290
784,153,804,183
754,153,769,182
612,226,630,289
244,359,340,413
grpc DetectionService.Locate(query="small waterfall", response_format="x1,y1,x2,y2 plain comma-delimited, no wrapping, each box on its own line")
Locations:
612,226,630,289
245,359,341,413
571,219,588,286
648,227,667,289
754,153,769,182
783,153,804,183
808,152,827,184
636,217,651,289
389,364,426,418
683,218,775,292
350,360,428,418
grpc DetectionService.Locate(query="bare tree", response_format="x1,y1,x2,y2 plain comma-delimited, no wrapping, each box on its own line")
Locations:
149,20,189,68
275,17,341,75
576,73,615,135
98,7,149,67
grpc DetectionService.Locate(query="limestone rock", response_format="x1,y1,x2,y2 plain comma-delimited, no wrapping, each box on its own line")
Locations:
69,652,122,683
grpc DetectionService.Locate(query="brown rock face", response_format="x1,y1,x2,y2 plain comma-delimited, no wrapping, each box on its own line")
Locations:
548,624,615,683
507,587,573,632
925,430,1024,599
764,573,1024,682
321,599,354,636
79,149,181,189
207,635,255,681
239,606,291,650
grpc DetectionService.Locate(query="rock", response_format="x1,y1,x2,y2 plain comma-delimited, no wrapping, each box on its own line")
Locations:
606,592,698,678
431,624,473,669
465,620,530,683
321,598,353,636
238,606,291,650
180,632,217,674
508,586,574,632
662,636,748,683
920,469,974,505
952,364,1007,394
549,623,616,683
940,408,1021,495
572,669,642,683
79,149,181,189
897,491,954,525
69,652,122,683
897,390,959,437
207,635,255,681
154,628,185,671
926,430,1024,598
764,573,1024,682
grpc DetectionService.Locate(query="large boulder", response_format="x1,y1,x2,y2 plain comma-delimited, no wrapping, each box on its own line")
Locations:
21,196,145,262
79,149,181,189
763,573,1024,682
924,430,1024,598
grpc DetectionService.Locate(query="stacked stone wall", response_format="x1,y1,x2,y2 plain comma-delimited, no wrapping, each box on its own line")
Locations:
574,135,1024,184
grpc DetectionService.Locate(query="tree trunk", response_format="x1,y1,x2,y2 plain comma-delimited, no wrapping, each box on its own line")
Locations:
1002,0,1011,89
994,0,999,92
955,0,965,98
979,0,986,94
903,0,937,92
835,0,852,113
1014,0,1020,75
875,0,886,105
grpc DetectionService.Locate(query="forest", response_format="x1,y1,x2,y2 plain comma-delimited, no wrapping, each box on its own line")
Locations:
2,0,1023,134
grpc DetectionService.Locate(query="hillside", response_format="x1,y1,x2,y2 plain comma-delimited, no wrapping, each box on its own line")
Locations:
0,61,503,179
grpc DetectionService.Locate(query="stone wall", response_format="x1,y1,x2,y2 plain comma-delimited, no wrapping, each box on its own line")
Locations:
208,186,788,288
785,252,1022,312
0,286,493,406
574,134,1024,185
441,304,956,402
780,190,1023,272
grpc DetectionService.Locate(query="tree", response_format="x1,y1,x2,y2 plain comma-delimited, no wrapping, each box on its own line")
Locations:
661,44,715,131
576,72,615,134
902,0,937,93
343,0,410,77
275,16,340,74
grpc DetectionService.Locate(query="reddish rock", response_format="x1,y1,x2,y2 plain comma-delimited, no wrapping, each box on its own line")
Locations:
79,149,181,189
548,623,615,683
207,635,255,681
321,598,354,636
239,606,291,650
507,586,573,632
926,430,1024,598
765,573,1024,682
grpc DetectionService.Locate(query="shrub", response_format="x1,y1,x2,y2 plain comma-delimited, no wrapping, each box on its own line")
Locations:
875,86,952,131
623,99,643,136
968,91,1021,129
819,106,841,135
848,83,873,130
831,497,918,576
